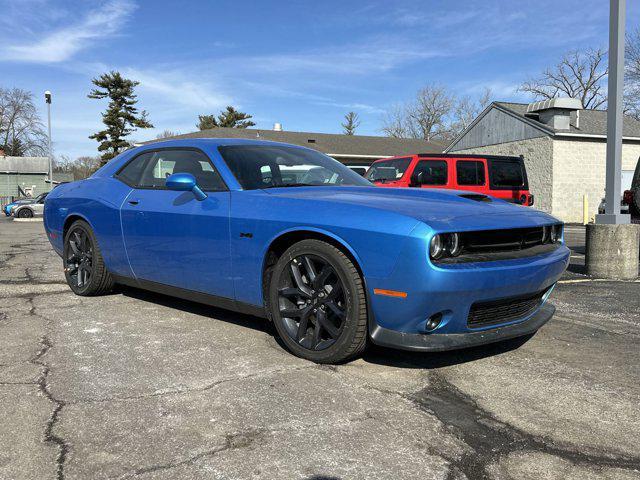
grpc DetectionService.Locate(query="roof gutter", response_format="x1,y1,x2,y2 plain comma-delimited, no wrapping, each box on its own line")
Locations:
553,132,640,141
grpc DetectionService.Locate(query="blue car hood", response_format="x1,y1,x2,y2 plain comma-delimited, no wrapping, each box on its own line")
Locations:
264,186,558,231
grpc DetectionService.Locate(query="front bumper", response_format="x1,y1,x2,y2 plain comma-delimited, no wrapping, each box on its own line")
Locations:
370,303,555,351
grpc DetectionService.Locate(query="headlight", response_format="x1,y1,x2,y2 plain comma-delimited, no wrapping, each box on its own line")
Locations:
550,224,563,243
430,234,444,260
430,233,463,260
444,233,462,256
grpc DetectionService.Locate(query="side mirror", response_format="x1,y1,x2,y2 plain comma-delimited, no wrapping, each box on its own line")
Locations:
166,173,207,201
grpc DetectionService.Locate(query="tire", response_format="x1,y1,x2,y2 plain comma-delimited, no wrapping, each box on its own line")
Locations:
268,239,367,364
63,220,114,296
17,208,33,218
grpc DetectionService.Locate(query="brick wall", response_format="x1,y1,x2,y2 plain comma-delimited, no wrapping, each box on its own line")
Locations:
451,136,554,213
551,138,640,223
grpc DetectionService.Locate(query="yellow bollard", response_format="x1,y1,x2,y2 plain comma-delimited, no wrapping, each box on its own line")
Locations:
583,195,589,225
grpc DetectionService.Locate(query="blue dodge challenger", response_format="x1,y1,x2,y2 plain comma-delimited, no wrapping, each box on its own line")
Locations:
44,139,569,363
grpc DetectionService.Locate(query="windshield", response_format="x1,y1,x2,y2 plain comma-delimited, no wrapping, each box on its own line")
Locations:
366,157,411,182
218,145,372,190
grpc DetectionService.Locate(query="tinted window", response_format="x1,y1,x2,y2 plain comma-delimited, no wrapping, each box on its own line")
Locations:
117,152,152,186
218,145,371,190
456,161,486,186
412,160,447,185
119,150,226,191
366,157,411,182
489,160,524,187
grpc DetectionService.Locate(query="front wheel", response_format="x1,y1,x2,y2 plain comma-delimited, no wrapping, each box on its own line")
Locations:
269,239,368,364
63,220,114,296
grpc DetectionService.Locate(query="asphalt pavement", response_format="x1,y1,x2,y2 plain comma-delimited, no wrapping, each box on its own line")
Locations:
1,217,639,479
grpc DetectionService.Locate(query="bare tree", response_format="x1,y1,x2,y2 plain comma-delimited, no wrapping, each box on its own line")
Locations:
381,104,412,138
0,87,48,156
409,85,455,140
625,28,640,119
155,130,179,139
519,49,608,109
54,155,101,180
381,85,454,141
451,87,493,135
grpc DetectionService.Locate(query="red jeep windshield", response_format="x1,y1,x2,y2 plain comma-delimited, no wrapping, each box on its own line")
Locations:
366,158,411,182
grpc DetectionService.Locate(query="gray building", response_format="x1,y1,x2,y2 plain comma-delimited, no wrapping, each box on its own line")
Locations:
446,99,640,222
0,156,72,201
154,127,445,167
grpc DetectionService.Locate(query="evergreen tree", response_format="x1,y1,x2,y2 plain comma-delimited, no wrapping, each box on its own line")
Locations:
197,106,255,130
196,114,218,130
88,71,153,165
341,111,360,135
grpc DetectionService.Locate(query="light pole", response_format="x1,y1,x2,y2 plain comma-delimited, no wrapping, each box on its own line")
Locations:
44,90,52,190
586,0,640,279
596,0,629,225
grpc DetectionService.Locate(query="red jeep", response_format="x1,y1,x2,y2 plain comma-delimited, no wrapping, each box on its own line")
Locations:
366,154,534,206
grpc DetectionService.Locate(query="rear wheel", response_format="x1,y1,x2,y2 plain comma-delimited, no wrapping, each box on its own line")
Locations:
17,208,33,218
63,220,114,296
269,239,367,364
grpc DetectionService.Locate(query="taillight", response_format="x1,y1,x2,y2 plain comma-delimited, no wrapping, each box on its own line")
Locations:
623,190,633,205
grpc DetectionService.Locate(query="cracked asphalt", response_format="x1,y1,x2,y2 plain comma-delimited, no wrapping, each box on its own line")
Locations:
1,217,639,480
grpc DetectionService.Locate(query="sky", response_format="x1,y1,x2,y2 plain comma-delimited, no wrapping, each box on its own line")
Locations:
2,0,639,159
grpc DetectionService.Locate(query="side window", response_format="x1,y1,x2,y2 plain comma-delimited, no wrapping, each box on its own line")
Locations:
412,160,447,185
116,152,153,186
134,149,226,191
456,160,486,186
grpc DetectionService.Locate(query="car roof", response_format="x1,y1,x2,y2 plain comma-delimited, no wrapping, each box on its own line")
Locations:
141,138,310,149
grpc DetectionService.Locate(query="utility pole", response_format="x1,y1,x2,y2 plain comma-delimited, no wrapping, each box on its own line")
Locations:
45,90,52,191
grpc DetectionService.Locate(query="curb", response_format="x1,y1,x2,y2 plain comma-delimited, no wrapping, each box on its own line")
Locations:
12,217,43,223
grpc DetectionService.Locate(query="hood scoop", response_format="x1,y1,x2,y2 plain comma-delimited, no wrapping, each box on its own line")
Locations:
459,193,492,203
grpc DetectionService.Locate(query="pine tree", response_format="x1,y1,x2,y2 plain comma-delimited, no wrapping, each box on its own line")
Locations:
341,112,360,135
197,106,255,130
88,71,153,165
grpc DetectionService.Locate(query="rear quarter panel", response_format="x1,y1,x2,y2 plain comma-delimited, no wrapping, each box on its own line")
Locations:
44,177,134,276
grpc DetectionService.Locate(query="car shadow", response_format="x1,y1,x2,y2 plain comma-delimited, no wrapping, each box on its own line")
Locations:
115,285,274,335
361,334,535,369
115,285,535,369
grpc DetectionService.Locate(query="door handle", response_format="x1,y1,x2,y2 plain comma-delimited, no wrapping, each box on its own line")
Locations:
128,200,139,206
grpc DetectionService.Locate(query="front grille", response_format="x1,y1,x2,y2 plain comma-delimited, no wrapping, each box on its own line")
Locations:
467,288,550,328
462,226,545,252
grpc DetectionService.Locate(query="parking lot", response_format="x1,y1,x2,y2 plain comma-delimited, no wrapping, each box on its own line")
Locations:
1,217,639,480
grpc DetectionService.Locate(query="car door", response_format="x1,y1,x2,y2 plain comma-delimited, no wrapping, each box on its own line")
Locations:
118,148,234,299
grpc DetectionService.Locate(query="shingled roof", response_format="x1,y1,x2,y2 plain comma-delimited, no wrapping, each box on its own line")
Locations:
496,102,640,138
152,128,445,158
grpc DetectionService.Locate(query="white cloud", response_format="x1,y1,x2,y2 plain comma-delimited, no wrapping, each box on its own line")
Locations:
122,67,233,111
0,0,136,63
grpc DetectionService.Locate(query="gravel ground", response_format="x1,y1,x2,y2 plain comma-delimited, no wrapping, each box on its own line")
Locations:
1,217,639,480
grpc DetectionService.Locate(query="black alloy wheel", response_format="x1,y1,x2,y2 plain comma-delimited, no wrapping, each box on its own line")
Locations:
269,239,367,363
278,254,346,351
65,227,93,291
63,220,114,296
